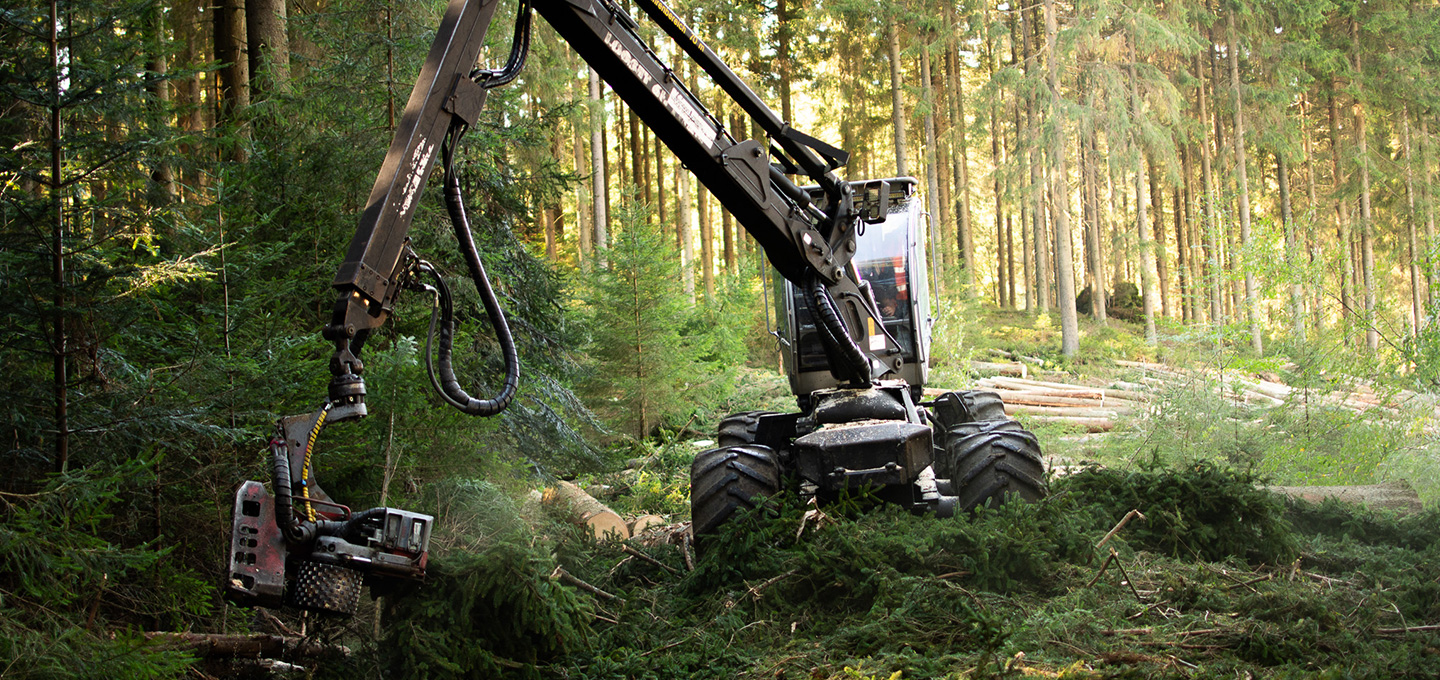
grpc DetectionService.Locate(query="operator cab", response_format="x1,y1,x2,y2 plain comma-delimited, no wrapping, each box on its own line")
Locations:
775,178,932,399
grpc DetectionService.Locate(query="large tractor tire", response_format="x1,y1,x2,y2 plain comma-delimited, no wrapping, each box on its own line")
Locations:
716,411,776,448
928,390,1009,480
942,420,1047,512
690,444,781,538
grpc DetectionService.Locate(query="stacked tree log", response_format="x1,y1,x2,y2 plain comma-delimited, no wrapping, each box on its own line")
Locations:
1113,360,1426,418
929,377,1149,433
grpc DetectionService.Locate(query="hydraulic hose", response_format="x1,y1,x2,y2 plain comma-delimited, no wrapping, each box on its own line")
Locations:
271,436,317,546
805,271,872,386
427,124,520,417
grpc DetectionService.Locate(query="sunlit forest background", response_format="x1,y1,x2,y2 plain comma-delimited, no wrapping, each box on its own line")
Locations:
6,0,1440,676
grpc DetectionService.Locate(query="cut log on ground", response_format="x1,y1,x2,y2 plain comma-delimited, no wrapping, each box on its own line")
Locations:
1268,480,1422,514
543,480,630,539
143,632,350,659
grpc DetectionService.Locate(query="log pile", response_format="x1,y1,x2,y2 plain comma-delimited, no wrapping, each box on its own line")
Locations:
944,357,1434,434
975,376,1147,433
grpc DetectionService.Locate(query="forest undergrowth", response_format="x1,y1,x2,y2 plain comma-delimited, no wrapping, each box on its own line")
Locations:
360,463,1440,680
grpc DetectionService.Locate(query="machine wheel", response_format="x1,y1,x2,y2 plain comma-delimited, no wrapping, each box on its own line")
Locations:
690,445,782,538
928,390,1009,480
942,420,1046,512
716,411,776,448
928,390,1008,431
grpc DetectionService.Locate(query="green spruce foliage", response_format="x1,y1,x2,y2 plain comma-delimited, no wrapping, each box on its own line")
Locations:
581,197,697,440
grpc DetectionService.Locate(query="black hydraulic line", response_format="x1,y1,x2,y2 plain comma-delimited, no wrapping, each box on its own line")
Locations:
472,0,532,88
270,437,316,546
805,272,871,385
428,123,521,417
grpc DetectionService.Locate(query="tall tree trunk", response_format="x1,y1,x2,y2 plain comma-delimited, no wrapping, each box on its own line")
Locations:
1129,24,1157,343
49,0,67,472
1228,11,1261,353
1023,6,1050,310
1148,156,1170,318
921,45,944,292
1301,93,1321,334
245,0,289,98
988,13,1007,306
888,20,907,177
214,0,249,162
145,6,176,201
1085,126,1107,322
1403,108,1423,335
574,116,591,265
1194,51,1222,323
1421,115,1437,306
1278,153,1304,340
1175,146,1186,321
655,134,666,225
1045,0,1078,355
678,161,695,298
588,68,607,261
700,185,714,301
776,0,792,123
1351,20,1377,351
946,2,974,290
1328,87,1353,337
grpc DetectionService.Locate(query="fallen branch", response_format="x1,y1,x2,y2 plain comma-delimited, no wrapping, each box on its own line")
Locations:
551,566,625,605
1109,548,1146,603
1086,551,1117,587
1377,624,1440,635
622,544,679,575
1096,509,1147,550
679,534,694,573
746,569,798,601
1224,573,1273,591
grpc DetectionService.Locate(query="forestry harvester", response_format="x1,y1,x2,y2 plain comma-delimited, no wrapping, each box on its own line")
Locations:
226,0,1046,616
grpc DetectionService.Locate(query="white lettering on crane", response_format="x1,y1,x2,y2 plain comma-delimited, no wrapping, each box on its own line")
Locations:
398,141,435,219
603,31,716,152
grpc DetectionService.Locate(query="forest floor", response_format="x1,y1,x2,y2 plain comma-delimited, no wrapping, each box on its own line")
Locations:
254,310,1440,679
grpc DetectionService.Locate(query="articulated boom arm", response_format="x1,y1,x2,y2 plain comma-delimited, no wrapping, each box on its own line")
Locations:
324,0,900,423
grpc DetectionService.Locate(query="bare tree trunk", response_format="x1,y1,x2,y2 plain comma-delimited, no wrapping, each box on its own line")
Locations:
1128,25,1157,343
1178,146,1193,323
888,20,907,177
1301,93,1320,334
214,0,250,162
245,0,289,98
776,0,792,124
946,2,974,290
1195,52,1222,323
574,119,591,265
1023,6,1050,310
700,185,714,301
1045,0,1078,355
588,68,607,262
1328,88,1353,337
49,0,67,472
1403,107,1423,335
1228,11,1261,353
1148,156,1169,318
678,161,694,298
921,45,944,290
1085,126,1107,322
988,13,1007,306
1421,115,1437,306
1277,153,1303,341
1351,21,1377,351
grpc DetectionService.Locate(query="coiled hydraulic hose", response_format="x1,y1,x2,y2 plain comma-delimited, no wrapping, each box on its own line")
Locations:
804,271,872,386
424,122,520,417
